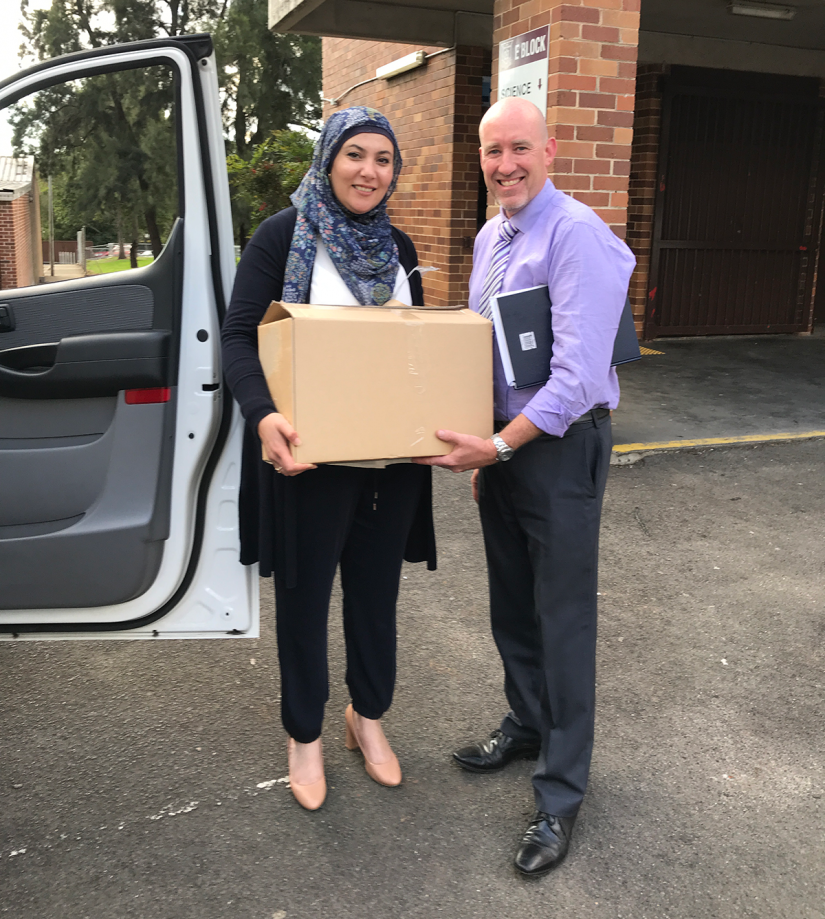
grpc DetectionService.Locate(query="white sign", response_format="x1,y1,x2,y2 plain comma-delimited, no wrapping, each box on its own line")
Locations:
497,26,549,117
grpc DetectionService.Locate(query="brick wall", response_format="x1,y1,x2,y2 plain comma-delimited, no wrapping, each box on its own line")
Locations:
13,196,34,288
323,39,491,306
0,196,36,290
0,202,19,290
626,63,666,334
491,0,640,238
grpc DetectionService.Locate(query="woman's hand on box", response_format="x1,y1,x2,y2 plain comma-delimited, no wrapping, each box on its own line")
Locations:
258,413,317,476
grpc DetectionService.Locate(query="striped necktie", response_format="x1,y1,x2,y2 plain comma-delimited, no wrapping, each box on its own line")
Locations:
477,219,517,320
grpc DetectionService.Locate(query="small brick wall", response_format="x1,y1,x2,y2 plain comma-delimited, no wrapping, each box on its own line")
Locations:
12,197,33,288
491,0,641,238
323,39,491,307
0,203,15,289
0,196,36,290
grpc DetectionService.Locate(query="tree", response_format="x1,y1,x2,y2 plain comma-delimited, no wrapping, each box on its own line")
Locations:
211,0,320,245
13,0,321,248
212,0,321,160
226,129,314,233
11,63,178,256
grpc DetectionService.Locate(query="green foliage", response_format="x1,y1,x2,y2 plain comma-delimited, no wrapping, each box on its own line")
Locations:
13,2,191,252
12,0,322,248
11,65,178,253
211,0,321,242
39,173,117,244
212,0,321,159
227,129,314,232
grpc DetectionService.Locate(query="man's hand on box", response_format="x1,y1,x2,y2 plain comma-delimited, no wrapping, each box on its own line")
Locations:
413,430,498,473
258,412,317,476
414,415,544,474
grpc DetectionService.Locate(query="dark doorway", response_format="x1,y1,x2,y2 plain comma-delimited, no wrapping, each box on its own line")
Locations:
815,248,825,329
647,67,824,338
477,74,492,231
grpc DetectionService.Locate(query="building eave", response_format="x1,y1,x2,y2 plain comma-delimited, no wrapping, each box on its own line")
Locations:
268,0,494,48
0,183,32,202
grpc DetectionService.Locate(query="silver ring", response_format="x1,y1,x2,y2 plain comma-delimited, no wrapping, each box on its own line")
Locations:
275,466,283,474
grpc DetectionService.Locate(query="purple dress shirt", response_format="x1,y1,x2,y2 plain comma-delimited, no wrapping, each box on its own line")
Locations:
469,180,637,437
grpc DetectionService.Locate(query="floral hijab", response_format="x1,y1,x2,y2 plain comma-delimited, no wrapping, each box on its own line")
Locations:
282,106,403,306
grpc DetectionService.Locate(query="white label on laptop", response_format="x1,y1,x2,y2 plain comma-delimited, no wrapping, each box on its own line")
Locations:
519,331,537,351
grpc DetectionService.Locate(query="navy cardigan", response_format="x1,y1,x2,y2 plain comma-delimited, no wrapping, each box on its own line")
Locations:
221,207,436,582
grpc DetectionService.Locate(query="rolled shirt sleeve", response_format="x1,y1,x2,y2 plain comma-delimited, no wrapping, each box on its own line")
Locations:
522,219,634,437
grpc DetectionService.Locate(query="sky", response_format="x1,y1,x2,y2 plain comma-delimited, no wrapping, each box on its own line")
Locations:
0,0,53,157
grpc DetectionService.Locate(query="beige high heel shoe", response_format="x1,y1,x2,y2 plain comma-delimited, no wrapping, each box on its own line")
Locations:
344,703,402,787
287,737,327,810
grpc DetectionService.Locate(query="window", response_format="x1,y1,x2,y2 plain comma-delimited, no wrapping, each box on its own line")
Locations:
1,64,179,290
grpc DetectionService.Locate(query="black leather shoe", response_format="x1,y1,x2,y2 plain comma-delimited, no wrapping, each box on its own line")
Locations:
514,812,576,877
452,729,541,773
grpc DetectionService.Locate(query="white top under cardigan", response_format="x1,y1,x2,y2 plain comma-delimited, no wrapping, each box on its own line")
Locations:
309,236,413,307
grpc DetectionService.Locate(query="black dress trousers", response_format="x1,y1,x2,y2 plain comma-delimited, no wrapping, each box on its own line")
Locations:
478,413,612,817
272,462,428,744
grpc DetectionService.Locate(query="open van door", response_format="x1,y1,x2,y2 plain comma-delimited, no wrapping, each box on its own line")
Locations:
0,36,257,638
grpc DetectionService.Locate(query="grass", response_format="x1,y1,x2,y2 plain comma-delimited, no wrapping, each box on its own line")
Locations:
85,256,154,275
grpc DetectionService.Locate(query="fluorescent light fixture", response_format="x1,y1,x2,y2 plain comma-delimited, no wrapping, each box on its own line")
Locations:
376,51,426,80
728,2,796,19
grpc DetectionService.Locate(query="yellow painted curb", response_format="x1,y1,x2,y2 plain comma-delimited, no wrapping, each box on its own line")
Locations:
613,430,825,455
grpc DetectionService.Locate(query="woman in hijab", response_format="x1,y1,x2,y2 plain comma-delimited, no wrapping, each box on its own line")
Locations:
221,107,435,811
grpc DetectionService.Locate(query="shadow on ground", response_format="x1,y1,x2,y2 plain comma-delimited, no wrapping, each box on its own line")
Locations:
612,330,825,446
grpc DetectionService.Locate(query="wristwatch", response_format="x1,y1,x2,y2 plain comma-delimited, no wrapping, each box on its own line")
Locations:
491,434,515,462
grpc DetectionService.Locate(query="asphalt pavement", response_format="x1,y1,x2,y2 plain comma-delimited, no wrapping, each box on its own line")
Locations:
2,439,823,919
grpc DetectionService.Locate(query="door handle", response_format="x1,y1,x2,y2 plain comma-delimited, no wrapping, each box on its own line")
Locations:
0,330,172,399
0,342,58,372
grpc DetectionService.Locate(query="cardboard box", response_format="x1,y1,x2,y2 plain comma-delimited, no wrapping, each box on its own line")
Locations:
258,302,493,464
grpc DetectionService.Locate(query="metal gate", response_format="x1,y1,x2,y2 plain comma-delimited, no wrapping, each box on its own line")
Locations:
647,67,824,338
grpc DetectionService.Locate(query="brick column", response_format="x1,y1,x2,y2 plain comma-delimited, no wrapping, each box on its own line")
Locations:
492,0,640,238
0,202,19,290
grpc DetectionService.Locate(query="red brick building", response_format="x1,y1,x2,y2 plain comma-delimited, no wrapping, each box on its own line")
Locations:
0,157,42,290
270,0,825,338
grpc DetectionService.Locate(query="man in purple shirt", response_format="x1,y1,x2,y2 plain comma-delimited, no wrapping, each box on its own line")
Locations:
417,97,636,876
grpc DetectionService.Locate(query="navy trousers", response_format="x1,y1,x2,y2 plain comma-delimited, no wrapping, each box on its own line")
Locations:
272,463,427,743
478,413,612,816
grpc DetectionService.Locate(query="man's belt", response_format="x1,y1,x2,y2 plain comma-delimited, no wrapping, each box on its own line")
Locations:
569,407,611,426
494,408,610,434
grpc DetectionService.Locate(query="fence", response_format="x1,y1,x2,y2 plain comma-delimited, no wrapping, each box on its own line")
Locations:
42,240,154,265
42,240,81,262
